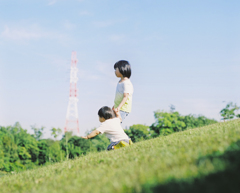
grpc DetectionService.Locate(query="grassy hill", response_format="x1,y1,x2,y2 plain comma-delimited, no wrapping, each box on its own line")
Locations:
1,120,240,193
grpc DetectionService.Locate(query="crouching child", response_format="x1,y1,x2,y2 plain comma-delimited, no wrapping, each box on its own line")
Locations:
82,106,132,150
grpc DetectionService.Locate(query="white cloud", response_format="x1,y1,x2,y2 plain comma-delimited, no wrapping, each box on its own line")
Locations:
1,26,43,40
48,0,57,6
0,25,64,41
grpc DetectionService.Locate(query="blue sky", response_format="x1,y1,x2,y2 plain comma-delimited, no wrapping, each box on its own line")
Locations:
0,0,239,138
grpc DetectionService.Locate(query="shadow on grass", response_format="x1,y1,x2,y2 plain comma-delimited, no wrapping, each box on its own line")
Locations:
139,140,240,193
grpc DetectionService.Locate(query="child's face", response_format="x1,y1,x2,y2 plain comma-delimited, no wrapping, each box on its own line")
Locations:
115,68,122,78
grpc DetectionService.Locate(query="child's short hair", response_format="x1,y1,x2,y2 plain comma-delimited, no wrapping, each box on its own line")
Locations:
98,106,115,120
114,60,131,78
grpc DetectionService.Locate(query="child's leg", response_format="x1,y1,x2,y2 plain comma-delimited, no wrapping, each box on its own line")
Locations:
107,139,130,151
107,141,118,150
119,111,129,123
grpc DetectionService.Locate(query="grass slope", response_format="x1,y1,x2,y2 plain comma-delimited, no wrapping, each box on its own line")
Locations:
1,120,240,193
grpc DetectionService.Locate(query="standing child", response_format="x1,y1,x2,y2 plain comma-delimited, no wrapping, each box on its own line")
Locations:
113,60,134,122
81,106,131,150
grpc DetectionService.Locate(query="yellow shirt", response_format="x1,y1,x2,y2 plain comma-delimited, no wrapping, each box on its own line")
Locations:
114,79,134,113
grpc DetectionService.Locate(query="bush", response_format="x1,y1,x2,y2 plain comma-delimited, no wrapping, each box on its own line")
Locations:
125,124,151,142
150,111,186,137
150,110,218,137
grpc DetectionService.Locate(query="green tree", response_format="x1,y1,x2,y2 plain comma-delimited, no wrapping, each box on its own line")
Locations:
46,139,63,163
31,126,45,141
150,110,186,137
15,128,39,164
0,125,23,172
37,140,48,165
169,104,176,113
183,114,217,129
85,128,109,151
51,128,62,139
66,136,95,158
91,134,109,151
220,102,239,122
62,131,73,160
125,124,151,142
0,143,4,170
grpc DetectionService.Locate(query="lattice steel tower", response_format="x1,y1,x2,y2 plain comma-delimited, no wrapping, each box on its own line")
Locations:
64,51,80,135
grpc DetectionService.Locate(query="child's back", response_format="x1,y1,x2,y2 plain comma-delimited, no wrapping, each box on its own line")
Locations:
97,117,129,142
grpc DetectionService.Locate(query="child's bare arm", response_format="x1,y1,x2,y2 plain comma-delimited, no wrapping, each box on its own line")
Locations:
82,130,100,139
115,110,122,122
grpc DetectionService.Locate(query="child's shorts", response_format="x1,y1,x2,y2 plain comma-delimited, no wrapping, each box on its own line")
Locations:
120,111,129,123
107,139,130,150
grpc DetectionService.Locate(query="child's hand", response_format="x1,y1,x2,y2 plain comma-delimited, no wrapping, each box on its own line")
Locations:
81,136,88,139
114,108,121,118
114,107,120,113
114,108,122,122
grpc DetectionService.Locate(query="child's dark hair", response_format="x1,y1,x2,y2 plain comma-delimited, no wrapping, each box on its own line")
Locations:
114,60,131,78
98,106,116,120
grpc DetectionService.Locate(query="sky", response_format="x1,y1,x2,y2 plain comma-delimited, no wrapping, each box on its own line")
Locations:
0,0,239,139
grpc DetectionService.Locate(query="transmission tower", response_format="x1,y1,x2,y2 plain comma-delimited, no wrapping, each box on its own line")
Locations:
64,51,80,136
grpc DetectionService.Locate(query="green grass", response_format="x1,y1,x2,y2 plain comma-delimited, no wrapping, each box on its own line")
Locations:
1,120,240,193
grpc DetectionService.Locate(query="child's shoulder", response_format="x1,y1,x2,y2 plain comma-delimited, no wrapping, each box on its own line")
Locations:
103,118,121,128
105,117,120,122
123,79,133,88
112,117,121,121
109,117,121,124
120,79,132,84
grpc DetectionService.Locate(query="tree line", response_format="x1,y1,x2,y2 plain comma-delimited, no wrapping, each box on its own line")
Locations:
0,102,239,173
